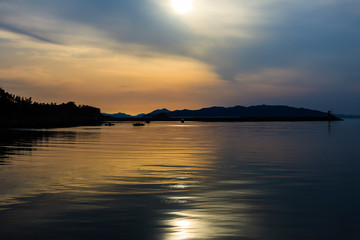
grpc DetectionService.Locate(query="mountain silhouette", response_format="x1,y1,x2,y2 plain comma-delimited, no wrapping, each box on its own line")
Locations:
102,112,134,118
143,108,170,118
103,105,341,121
103,108,170,118
167,105,329,118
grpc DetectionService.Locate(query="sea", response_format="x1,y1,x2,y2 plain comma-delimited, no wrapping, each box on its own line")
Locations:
1,119,360,240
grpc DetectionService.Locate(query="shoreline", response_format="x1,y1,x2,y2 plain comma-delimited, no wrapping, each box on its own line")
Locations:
0,120,102,129
0,115,342,129
105,115,343,122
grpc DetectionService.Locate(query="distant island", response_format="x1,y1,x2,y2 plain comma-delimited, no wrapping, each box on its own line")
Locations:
104,105,342,122
1,87,342,128
0,87,102,128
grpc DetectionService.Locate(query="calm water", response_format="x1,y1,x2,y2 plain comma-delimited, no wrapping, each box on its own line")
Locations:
1,120,360,240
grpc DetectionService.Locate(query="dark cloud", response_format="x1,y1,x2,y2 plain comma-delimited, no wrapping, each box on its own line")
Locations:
0,23,58,44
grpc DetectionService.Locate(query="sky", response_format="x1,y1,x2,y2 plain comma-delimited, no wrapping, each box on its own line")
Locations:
0,0,360,115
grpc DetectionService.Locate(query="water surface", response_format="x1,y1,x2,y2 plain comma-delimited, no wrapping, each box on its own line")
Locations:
1,120,360,239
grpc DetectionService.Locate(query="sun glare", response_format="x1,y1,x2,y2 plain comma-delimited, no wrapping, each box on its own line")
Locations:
171,0,193,14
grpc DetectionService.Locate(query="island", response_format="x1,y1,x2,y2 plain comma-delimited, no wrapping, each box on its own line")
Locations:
104,105,342,122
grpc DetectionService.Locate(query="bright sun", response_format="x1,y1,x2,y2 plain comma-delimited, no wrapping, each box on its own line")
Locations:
171,0,193,14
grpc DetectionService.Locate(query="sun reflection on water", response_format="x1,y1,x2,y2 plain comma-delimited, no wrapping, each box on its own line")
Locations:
166,213,209,240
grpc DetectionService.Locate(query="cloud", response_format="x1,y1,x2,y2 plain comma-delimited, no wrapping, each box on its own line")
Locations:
0,29,223,113
1,0,360,113
0,23,57,44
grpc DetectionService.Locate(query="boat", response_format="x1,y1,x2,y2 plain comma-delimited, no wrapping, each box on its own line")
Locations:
133,123,145,126
104,122,115,126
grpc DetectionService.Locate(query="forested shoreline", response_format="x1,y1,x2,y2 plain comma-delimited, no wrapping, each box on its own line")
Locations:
0,87,102,128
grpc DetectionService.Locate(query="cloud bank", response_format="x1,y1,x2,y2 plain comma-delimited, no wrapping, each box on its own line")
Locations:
1,0,360,113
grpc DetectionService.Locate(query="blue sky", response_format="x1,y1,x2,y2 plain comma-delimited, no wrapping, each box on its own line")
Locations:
0,0,359,114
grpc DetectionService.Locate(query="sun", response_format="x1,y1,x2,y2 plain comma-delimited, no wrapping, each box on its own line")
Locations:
171,0,193,14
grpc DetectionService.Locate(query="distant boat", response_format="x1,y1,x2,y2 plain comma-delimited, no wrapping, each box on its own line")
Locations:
133,123,145,126
104,122,115,126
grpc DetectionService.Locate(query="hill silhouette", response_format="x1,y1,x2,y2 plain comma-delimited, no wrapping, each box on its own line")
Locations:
102,112,134,118
167,105,329,118
104,108,170,119
0,87,102,128
104,105,342,122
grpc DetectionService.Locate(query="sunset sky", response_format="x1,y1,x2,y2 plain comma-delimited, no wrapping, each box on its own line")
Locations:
1,0,360,114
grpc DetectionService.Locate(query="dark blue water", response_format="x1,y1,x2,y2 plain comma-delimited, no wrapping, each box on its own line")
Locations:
1,120,360,239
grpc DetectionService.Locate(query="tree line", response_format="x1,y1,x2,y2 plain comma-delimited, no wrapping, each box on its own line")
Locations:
0,87,101,120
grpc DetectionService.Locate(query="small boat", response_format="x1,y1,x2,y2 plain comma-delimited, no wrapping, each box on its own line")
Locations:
133,123,145,126
104,122,115,126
